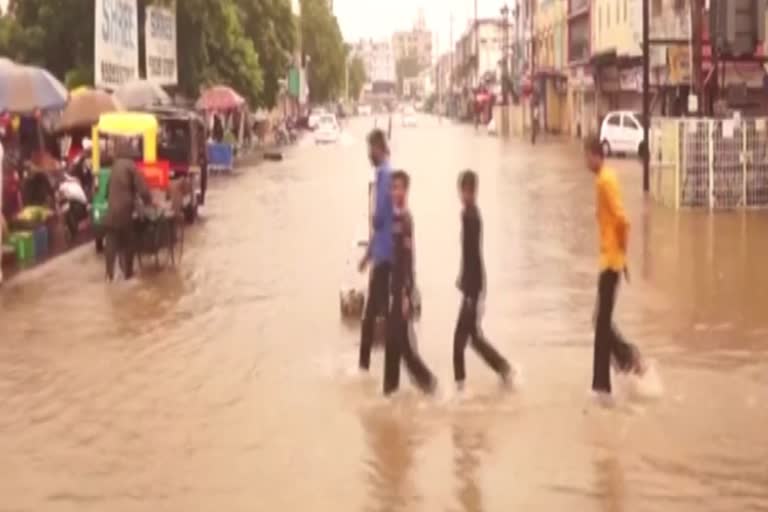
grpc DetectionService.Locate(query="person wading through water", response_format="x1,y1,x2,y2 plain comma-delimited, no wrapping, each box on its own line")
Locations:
358,129,394,375
583,135,646,403
103,138,152,282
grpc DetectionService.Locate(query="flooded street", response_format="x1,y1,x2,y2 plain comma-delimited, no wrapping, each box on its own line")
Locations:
2,116,768,511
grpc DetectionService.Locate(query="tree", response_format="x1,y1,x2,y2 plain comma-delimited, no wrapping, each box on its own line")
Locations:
300,0,345,103
237,0,297,108
176,0,263,105
348,56,366,101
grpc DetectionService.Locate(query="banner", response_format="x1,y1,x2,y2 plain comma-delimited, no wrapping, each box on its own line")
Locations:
145,4,178,85
94,0,139,89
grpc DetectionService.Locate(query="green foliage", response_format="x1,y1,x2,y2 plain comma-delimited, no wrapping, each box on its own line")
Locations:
237,0,297,108
300,0,345,103
176,0,263,105
348,56,366,101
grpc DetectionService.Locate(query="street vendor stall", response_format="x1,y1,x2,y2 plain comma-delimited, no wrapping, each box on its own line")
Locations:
196,86,248,173
1,58,68,273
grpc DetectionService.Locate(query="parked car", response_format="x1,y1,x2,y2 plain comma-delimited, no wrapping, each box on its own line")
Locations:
314,114,340,144
599,110,646,157
308,107,328,130
357,104,372,116
402,106,417,127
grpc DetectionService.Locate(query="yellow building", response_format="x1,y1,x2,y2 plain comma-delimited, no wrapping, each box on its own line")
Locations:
591,0,644,120
533,0,568,133
592,0,641,57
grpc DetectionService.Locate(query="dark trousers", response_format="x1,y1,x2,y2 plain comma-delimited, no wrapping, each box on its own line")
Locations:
592,270,640,393
359,263,391,370
383,294,436,395
105,226,136,281
453,294,509,383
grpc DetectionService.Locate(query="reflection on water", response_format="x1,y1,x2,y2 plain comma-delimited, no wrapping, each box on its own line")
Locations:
1,117,767,511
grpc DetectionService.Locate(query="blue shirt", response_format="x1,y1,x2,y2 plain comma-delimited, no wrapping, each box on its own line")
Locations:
371,161,393,264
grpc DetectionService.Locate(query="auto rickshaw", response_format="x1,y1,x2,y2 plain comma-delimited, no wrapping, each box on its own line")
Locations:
146,106,207,221
91,112,170,250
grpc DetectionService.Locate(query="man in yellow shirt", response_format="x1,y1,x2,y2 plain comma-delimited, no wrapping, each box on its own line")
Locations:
584,135,645,397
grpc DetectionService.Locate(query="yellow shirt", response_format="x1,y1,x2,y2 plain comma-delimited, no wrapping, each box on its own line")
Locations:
596,166,629,271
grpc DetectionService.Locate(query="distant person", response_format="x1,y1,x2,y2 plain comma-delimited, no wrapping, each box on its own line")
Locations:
383,170,437,396
583,135,646,402
453,170,512,394
103,138,152,281
358,129,393,374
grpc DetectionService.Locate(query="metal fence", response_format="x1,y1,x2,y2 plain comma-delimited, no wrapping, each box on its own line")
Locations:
650,117,768,209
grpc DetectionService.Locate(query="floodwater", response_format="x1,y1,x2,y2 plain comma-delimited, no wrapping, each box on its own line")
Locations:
1,116,767,512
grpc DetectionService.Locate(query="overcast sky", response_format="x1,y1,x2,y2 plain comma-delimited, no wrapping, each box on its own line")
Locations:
334,0,512,55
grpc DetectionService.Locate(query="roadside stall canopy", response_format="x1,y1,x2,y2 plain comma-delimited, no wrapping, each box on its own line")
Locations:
56,88,123,132
0,58,68,113
114,80,171,110
196,86,246,111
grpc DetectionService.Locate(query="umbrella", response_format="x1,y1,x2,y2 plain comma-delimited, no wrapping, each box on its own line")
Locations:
114,80,171,110
0,58,68,113
196,85,246,111
56,88,123,132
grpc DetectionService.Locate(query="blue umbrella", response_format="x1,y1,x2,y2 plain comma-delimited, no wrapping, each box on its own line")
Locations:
0,58,68,113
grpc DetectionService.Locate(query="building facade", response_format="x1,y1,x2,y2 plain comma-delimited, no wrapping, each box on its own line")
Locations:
534,0,568,133
353,38,396,85
392,10,433,69
566,0,595,137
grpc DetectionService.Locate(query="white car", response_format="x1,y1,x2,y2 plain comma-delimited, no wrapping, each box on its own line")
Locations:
358,104,372,116
314,114,340,144
308,107,328,130
599,110,646,157
402,106,417,127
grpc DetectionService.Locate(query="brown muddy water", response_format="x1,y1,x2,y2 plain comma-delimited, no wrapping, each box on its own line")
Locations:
1,116,767,512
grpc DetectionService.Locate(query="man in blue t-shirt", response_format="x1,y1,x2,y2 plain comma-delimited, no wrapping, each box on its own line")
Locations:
358,129,393,372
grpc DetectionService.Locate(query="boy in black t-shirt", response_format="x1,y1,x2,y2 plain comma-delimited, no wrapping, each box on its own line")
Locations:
454,170,512,393
383,170,437,396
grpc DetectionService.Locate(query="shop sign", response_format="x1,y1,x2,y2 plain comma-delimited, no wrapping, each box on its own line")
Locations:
95,0,139,88
145,4,177,85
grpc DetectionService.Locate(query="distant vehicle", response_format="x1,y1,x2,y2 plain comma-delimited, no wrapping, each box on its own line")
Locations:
314,114,340,144
402,106,417,127
599,110,646,157
308,107,328,130
358,104,372,116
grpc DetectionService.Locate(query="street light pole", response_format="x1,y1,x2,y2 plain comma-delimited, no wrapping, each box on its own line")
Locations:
642,0,650,192
474,0,479,87
501,3,510,105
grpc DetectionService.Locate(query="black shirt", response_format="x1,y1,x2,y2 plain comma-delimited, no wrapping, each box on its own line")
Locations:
391,208,414,299
459,204,484,298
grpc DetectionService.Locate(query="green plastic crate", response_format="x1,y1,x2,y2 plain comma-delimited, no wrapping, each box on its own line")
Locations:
9,231,35,266
92,167,112,227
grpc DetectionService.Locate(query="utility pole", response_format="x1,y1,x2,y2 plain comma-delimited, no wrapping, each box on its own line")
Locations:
501,3,510,105
691,0,703,114
474,0,479,88
450,12,454,117
642,0,650,192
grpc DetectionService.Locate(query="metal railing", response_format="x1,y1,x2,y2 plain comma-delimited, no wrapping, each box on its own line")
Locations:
650,117,768,209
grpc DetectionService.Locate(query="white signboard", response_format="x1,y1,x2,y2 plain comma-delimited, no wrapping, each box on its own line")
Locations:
95,0,139,89
145,5,177,85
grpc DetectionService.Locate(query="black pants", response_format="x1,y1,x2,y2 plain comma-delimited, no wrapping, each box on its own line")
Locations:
453,294,509,383
593,270,640,393
359,263,391,370
105,226,136,281
64,201,87,242
384,294,436,395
